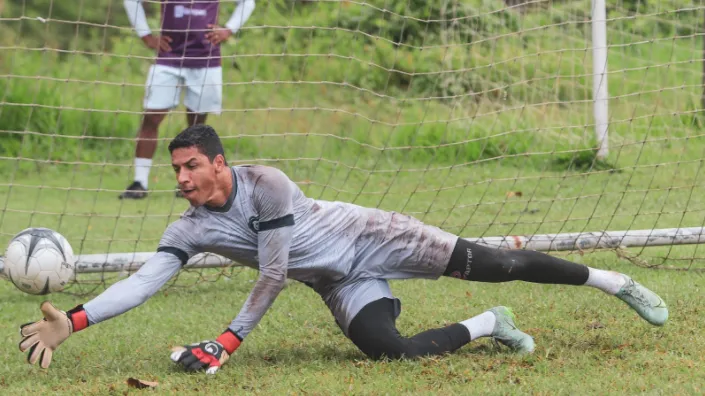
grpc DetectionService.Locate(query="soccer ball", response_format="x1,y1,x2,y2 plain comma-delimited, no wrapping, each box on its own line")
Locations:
2,227,76,295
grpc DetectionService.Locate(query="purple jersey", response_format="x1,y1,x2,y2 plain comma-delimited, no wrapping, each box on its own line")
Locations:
158,0,221,68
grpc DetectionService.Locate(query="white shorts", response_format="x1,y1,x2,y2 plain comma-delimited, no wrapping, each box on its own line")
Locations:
143,64,222,114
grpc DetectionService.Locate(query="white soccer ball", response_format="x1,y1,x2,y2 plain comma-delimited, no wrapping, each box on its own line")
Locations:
2,227,76,295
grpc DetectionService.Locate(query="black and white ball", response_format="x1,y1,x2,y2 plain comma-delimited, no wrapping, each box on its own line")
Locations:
3,228,76,295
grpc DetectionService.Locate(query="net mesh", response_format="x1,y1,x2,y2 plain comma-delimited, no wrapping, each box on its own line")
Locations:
1,0,705,295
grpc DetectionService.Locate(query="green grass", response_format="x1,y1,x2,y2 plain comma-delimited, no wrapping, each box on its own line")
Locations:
2,0,705,393
0,152,704,394
0,256,702,393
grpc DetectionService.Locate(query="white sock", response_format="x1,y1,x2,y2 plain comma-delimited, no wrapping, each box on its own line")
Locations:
584,268,627,295
460,311,496,341
134,158,152,188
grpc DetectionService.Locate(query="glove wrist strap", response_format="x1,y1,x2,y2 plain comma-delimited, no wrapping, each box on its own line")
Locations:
66,305,89,332
216,329,242,354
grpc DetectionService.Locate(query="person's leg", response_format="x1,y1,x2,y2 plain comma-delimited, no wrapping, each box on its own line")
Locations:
444,238,591,284
323,278,532,361
347,298,534,360
186,111,208,127
443,238,668,326
120,65,181,199
119,111,169,199
347,298,469,360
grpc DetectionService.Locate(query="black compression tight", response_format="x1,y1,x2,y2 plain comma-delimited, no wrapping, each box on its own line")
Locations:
443,238,590,284
347,298,471,360
346,239,590,361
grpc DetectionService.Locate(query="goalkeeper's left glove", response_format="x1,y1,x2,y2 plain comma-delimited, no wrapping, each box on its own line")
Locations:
170,329,241,375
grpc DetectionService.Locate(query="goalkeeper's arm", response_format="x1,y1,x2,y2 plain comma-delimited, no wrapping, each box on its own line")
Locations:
18,250,184,369
83,249,184,324
225,166,294,341
170,225,291,374
229,225,291,339
171,167,294,375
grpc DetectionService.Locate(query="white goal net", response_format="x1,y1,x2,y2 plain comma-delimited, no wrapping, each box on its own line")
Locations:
1,0,705,294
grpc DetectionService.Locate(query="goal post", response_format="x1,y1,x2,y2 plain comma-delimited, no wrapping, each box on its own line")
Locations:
78,226,705,270
3,226,705,277
592,0,609,160
2,0,705,293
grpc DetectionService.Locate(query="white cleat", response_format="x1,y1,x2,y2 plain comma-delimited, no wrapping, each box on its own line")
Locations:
488,306,535,354
615,276,668,326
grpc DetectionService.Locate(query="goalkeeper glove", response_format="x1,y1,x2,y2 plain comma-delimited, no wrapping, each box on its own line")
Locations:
18,301,89,369
170,329,241,375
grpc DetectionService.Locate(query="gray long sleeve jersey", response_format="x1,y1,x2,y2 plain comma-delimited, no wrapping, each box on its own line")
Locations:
83,165,369,340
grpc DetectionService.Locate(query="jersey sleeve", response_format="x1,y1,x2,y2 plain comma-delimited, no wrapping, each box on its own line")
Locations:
83,251,182,325
224,0,256,34
123,0,152,37
228,168,295,339
83,219,201,326
157,218,201,265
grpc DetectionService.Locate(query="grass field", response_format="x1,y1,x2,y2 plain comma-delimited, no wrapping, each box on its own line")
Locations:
0,248,703,393
2,0,705,393
0,158,703,394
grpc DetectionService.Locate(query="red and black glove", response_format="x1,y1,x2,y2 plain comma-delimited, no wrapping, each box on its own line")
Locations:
170,329,241,375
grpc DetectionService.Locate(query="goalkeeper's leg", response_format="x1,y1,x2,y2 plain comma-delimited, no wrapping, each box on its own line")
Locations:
347,298,534,360
443,239,668,326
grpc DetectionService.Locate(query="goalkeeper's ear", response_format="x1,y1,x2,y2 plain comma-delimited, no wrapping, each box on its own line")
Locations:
213,153,228,170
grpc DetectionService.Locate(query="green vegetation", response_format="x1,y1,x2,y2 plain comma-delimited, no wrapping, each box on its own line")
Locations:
1,0,702,170
1,0,704,393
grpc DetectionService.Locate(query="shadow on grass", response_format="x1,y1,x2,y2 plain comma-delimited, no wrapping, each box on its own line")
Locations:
549,149,621,173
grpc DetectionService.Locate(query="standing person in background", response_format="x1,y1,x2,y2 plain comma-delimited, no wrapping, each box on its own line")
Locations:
120,0,256,199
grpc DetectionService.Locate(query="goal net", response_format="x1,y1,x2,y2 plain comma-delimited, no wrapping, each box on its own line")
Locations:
1,0,704,295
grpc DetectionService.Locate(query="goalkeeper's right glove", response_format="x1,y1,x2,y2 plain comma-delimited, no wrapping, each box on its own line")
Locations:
18,301,89,369
170,329,242,375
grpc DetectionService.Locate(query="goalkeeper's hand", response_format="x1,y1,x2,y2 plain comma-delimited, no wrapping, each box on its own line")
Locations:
170,329,241,375
18,301,89,369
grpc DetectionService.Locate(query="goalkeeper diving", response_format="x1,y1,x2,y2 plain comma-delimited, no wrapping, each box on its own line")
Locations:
19,125,668,374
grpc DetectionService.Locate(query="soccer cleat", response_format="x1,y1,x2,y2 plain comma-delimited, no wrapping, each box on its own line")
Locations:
615,276,668,326
175,185,184,198
118,181,148,200
489,306,535,354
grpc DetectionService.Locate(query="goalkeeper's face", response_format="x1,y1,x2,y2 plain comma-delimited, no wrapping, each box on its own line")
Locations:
171,146,227,207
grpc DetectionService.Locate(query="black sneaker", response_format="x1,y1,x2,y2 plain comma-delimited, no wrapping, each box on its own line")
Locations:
119,181,148,200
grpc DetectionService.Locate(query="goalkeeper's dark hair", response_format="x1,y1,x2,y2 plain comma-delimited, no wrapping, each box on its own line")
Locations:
169,124,228,165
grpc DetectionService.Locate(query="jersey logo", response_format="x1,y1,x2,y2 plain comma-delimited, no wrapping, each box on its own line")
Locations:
174,5,207,18
248,216,261,233
204,342,220,355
